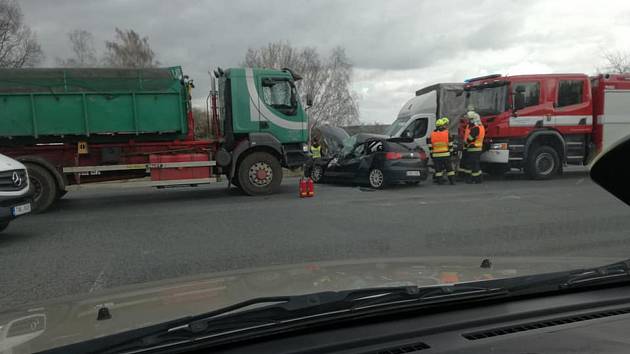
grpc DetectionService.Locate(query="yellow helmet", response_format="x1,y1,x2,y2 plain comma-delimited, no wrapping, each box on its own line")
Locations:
441,117,450,126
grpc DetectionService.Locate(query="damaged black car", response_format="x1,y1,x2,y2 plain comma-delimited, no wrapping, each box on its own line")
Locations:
309,126,429,189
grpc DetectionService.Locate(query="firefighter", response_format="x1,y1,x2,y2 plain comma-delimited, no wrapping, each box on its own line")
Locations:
463,111,485,184
304,136,322,178
458,111,472,180
310,139,322,159
427,117,455,185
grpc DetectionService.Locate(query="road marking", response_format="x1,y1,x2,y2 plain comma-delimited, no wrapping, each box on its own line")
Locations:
499,195,521,200
576,178,584,185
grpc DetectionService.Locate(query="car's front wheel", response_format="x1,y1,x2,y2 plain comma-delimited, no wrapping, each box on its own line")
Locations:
368,168,385,189
310,164,324,183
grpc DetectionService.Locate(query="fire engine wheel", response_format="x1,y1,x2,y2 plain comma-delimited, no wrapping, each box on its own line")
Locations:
310,165,324,183
368,168,385,189
238,152,282,196
526,145,560,180
26,164,58,213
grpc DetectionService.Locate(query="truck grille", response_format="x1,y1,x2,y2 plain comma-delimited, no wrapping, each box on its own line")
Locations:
0,169,28,191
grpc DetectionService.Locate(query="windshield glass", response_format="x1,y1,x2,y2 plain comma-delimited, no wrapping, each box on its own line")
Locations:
341,135,358,155
465,85,509,116
3,1,630,353
385,116,410,136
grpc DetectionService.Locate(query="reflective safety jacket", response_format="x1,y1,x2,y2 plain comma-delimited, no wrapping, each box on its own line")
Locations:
311,145,321,158
427,129,452,158
465,124,485,152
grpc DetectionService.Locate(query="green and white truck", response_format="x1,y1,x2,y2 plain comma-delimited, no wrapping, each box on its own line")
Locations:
0,66,311,212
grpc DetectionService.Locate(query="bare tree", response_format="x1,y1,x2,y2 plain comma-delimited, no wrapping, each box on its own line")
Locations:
103,28,159,68
0,0,43,68
599,50,630,74
243,41,359,128
57,29,98,67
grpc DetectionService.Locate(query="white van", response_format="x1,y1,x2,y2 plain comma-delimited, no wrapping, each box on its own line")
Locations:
386,83,467,163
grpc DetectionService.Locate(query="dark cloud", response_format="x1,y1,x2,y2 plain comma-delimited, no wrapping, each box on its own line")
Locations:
17,0,630,122
21,0,535,71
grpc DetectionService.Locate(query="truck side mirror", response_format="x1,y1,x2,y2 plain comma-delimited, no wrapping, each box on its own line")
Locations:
306,93,314,108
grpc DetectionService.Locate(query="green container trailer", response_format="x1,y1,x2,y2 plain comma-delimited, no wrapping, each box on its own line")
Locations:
0,67,188,141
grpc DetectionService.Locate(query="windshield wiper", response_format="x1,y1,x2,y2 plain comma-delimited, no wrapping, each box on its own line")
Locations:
49,260,630,354
561,259,630,289
85,284,507,354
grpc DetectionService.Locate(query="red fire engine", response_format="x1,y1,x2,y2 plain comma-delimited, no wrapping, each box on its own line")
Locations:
463,73,630,179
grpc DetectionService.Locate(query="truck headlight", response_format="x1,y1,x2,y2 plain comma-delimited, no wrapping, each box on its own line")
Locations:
490,143,508,150
302,144,309,153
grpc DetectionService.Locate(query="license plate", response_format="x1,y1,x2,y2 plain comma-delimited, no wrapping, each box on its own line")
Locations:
12,203,31,216
406,170,421,176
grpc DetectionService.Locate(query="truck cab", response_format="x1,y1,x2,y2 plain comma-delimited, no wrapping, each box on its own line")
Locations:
216,68,310,194
387,83,466,164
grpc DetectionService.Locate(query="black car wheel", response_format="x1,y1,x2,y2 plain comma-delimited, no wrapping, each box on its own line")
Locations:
368,168,385,189
311,164,324,183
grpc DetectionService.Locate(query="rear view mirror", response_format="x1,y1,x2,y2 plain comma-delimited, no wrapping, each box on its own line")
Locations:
590,135,630,206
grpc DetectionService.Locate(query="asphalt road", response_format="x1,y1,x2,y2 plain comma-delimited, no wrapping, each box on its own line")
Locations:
2,169,630,310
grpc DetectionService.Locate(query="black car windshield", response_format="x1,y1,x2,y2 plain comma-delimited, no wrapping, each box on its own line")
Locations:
465,85,509,116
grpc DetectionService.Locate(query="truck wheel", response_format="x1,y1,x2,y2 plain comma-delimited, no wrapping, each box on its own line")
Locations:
237,152,282,196
0,221,9,233
526,146,560,180
26,164,58,213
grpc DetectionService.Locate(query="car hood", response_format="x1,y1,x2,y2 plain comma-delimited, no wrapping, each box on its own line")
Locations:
0,154,25,171
0,256,620,353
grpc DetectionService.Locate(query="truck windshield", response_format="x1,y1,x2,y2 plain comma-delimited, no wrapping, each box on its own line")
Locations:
465,85,509,116
385,116,410,136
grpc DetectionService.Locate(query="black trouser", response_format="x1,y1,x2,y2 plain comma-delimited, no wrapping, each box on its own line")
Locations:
303,158,314,178
433,156,455,184
467,150,482,182
459,150,471,177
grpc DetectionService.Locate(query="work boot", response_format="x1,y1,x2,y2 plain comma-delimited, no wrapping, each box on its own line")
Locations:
448,176,455,185
465,175,473,184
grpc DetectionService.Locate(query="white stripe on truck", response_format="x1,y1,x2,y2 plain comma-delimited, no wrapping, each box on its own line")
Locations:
509,115,591,127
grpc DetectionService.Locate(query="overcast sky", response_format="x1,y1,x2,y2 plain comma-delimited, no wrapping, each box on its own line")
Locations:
20,0,630,124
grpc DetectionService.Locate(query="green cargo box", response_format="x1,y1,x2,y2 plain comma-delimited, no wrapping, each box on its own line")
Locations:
0,67,188,142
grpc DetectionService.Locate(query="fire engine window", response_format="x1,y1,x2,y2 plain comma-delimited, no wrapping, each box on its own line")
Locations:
557,80,584,107
513,82,540,110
